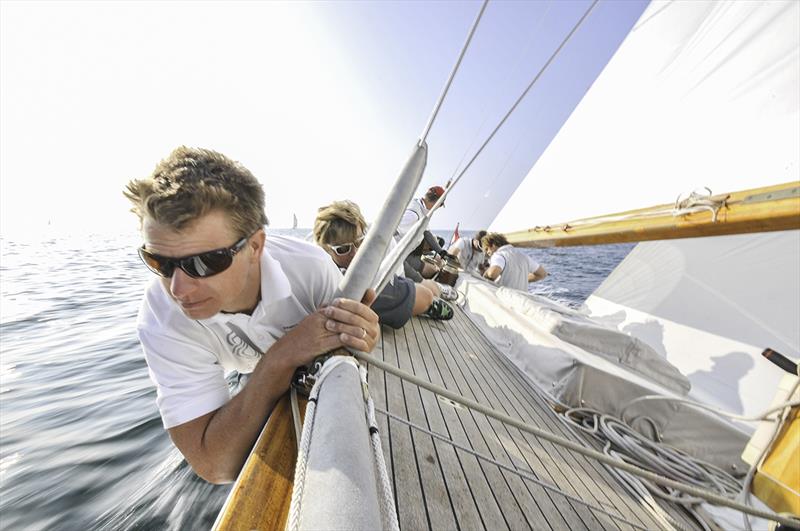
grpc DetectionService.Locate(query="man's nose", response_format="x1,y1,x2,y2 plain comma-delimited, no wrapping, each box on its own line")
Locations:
170,268,196,297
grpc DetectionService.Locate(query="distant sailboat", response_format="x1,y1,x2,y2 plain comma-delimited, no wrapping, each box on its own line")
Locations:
292,213,298,230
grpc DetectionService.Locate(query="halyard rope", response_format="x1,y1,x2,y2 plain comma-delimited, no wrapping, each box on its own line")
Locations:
360,365,400,531
351,350,800,528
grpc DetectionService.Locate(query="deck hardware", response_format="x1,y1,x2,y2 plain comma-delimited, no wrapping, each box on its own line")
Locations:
742,187,799,204
438,396,464,410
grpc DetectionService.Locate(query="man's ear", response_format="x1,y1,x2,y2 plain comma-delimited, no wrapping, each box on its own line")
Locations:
249,229,266,259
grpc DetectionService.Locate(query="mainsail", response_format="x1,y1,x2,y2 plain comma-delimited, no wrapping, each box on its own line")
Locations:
491,0,799,231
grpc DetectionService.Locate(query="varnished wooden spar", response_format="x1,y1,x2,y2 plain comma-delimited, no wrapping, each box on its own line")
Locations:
213,393,306,531
505,181,800,248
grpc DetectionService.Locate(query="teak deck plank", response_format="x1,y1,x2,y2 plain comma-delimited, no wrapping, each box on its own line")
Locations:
425,316,588,531
397,325,461,530
373,303,700,531
404,322,507,530
384,327,430,531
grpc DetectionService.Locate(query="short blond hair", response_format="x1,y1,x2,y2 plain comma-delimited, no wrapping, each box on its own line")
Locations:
124,146,268,236
313,200,367,245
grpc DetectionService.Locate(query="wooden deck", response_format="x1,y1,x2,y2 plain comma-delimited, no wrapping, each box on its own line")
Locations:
368,304,700,531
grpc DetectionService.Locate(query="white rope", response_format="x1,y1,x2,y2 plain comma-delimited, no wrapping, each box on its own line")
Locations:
620,395,800,425
673,188,727,223
286,357,356,531
360,365,400,531
563,409,742,503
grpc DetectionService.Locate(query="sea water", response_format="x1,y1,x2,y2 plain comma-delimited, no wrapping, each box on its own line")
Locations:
0,229,632,529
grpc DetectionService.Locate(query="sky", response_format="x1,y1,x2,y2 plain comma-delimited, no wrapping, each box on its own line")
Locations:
0,0,648,239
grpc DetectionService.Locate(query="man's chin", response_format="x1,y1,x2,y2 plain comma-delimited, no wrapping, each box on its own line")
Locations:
179,302,217,320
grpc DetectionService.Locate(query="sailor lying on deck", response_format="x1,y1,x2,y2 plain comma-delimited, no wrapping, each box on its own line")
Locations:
481,232,548,291
124,147,379,484
313,200,454,324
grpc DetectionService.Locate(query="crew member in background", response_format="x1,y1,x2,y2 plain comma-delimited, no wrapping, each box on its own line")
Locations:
313,200,454,324
448,230,487,274
481,232,547,291
396,186,451,289
124,146,380,484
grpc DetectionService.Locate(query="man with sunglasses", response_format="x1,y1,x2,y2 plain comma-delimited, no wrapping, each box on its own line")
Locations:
313,200,454,326
124,147,380,484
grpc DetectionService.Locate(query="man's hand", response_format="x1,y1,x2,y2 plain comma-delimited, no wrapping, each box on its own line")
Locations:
322,290,380,353
167,289,380,484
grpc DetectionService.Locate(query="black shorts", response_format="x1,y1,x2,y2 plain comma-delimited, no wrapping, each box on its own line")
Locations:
373,275,416,329
403,257,424,283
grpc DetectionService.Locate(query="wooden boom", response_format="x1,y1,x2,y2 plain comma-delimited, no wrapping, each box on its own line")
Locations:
213,393,306,531
505,181,800,248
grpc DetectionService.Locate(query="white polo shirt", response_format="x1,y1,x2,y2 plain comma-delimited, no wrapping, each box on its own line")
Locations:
489,244,540,292
395,198,428,249
136,235,341,429
451,237,486,273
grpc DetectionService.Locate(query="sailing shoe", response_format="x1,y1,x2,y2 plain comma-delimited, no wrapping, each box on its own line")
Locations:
422,299,454,321
437,283,459,301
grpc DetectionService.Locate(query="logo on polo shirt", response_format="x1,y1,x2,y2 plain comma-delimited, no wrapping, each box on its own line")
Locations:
226,323,262,360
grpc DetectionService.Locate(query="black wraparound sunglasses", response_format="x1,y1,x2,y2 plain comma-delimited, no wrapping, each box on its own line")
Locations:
138,236,249,279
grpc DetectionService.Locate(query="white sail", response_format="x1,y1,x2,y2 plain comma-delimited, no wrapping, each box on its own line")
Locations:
478,0,800,438
491,0,799,232
292,213,298,229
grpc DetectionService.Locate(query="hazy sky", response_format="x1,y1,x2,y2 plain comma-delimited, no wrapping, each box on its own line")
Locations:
0,0,647,238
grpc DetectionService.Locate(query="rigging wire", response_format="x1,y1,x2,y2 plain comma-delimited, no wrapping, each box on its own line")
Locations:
447,0,554,187
419,0,489,145
375,0,599,292
429,0,599,214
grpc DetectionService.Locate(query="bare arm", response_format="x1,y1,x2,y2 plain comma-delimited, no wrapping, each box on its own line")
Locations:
528,265,547,283
483,265,502,281
168,293,379,484
447,244,462,257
